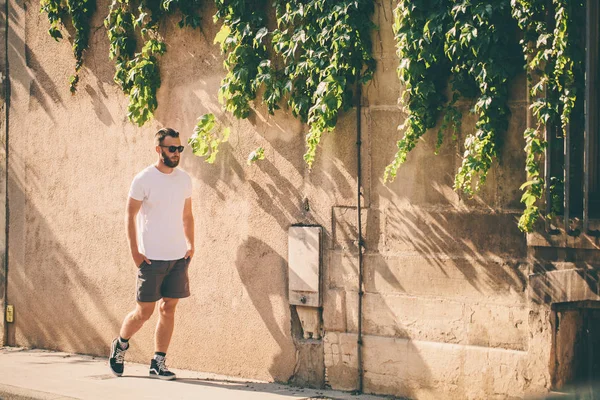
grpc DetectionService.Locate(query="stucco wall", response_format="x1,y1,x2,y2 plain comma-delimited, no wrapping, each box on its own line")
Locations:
4,0,591,398
7,0,308,382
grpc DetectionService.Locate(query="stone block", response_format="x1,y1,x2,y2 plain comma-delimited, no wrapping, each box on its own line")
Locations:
332,206,370,252
371,0,397,59
364,57,401,107
306,108,371,208
382,206,527,259
369,109,460,209
465,303,529,351
345,291,359,333
495,104,528,210
508,72,528,103
324,332,359,391
363,254,527,304
327,251,359,291
360,293,528,351
322,289,346,332
361,335,527,400
528,230,600,251
362,293,465,342
529,269,600,305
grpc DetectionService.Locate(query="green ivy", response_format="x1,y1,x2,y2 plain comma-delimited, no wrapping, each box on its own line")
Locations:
213,0,271,119
511,0,582,231
40,0,96,93
385,0,522,195
271,0,376,166
41,0,585,233
247,147,265,165
511,0,552,231
384,0,453,182
188,113,231,163
386,0,583,232
448,0,522,196
214,0,376,166
104,0,202,126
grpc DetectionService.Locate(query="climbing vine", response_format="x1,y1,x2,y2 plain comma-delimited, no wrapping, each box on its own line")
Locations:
386,0,521,197
511,0,582,231
213,0,272,119
188,113,231,163
104,0,202,126
214,0,376,166
41,0,586,232
270,0,376,166
40,0,96,93
386,0,583,232
447,1,522,196
384,0,454,182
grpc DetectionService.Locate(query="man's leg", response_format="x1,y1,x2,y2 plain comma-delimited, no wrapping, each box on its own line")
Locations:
149,297,179,380
109,301,155,376
120,301,156,339
154,297,179,353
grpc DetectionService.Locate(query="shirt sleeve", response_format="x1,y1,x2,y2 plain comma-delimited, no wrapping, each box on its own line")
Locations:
128,174,145,201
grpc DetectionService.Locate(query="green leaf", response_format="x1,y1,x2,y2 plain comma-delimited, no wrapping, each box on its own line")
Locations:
214,24,231,45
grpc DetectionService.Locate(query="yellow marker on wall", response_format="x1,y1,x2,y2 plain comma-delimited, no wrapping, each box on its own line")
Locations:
6,305,13,323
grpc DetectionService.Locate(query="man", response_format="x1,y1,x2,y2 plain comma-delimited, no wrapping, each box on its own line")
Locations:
109,128,194,380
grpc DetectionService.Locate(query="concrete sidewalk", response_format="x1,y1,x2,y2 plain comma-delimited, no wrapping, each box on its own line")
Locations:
0,348,394,400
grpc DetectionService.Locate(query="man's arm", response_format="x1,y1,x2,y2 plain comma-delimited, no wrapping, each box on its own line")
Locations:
126,197,150,267
183,197,195,260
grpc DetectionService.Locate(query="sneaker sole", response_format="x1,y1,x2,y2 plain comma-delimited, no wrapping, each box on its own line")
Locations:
149,373,176,381
110,369,123,377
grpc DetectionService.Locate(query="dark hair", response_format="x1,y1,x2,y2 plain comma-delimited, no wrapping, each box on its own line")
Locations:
155,128,179,145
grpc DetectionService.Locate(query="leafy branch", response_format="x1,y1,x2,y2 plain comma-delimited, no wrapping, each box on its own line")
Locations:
104,0,202,126
188,113,231,163
40,0,96,93
384,0,453,182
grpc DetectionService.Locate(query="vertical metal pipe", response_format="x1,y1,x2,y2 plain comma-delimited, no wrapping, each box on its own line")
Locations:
564,121,571,234
583,0,593,234
563,0,573,235
355,80,364,394
544,110,552,233
2,0,9,346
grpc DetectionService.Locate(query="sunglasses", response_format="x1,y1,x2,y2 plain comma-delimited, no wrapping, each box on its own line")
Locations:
160,145,185,153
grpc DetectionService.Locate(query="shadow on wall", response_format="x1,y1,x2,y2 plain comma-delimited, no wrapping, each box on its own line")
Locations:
252,158,304,230
369,108,529,297
234,236,296,381
324,249,433,398
10,35,64,121
529,252,600,306
385,201,528,293
180,141,245,202
7,154,120,354
9,0,121,124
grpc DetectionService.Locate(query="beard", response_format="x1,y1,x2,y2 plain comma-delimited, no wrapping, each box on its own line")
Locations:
161,150,180,168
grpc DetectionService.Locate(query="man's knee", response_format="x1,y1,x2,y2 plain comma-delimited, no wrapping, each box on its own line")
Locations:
134,303,155,322
158,299,178,318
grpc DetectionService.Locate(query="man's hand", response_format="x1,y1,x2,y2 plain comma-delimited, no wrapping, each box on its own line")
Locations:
132,251,151,268
184,248,194,261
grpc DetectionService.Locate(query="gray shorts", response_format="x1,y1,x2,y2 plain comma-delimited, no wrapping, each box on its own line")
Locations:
136,258,191,302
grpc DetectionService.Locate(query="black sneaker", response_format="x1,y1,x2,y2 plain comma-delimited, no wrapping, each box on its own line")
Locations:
109,338,127,376
149,357,176,380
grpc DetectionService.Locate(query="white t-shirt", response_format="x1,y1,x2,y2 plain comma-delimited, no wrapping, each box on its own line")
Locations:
128,165,192,261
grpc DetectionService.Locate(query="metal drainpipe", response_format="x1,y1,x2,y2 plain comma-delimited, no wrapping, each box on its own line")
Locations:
2,0,10,346
356,79,364,393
